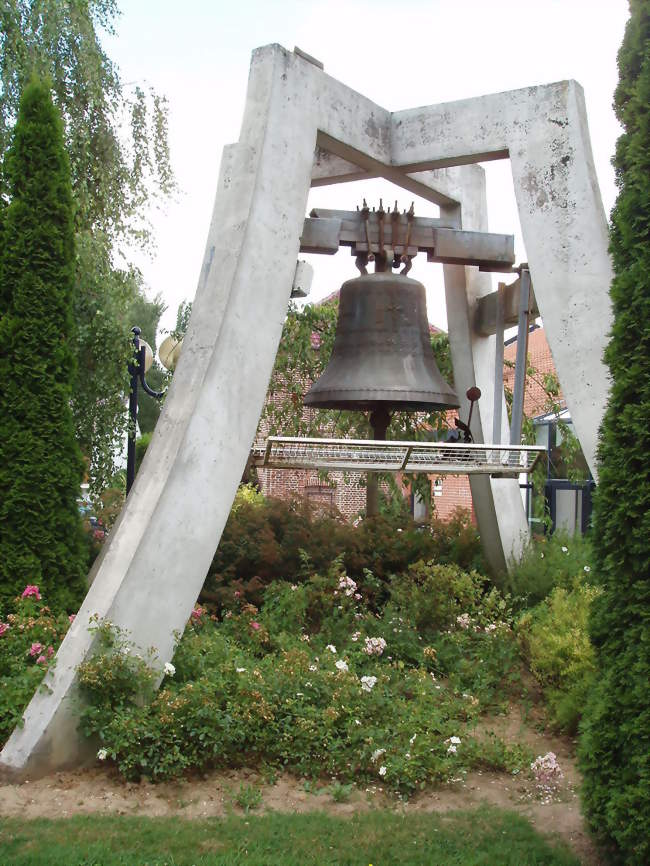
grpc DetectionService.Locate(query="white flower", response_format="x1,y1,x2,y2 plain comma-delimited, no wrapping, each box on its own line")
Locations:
378,765,387,776
97,748,108,761
354,719,361,726
449,736,461,744
326,644,337,654
561,546,568,553
371,748,385,762
164,662,176,677
309,664,318,672
409,733,417,745
397,528,403,533
290,584,298,591
300,634,310,642
121,646,130,655
236,667,246,673
540,552,545,559
338,575,357,597
360,675,378,692
456,613,471,630
351,631,361,642
363,636,387,656
447,744,457,754
584,565,591,573
335,659,349,672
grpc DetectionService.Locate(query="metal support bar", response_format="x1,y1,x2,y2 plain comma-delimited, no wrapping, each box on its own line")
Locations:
492,283,505,445
510,268,532,445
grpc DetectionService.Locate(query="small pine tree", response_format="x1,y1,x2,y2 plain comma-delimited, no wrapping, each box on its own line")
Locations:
578,3,650,864
0,78,87,612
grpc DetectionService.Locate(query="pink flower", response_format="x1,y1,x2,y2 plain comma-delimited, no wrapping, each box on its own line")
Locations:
310,331,322,350
47,646,54,658
234,591,241,599
36,655,47,665
21,585,41,601
0,622,9,636
68,614,76,623
250,621,260,631
190,606,204,621
29,642,43,657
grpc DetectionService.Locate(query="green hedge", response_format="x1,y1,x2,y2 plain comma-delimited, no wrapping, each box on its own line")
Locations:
578,4,650,864
0,78,86,613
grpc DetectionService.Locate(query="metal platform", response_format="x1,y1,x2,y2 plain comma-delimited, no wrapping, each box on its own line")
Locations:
252,436,545,477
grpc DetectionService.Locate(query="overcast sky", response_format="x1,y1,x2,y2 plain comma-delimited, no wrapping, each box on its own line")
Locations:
105,0,629,336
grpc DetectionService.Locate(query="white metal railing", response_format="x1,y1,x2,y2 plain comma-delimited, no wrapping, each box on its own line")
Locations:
251,436,545,477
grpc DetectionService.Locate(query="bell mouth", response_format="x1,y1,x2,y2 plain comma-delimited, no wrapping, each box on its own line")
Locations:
303,391,460,412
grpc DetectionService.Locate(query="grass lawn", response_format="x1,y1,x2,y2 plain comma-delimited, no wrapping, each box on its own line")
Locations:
0,806,580,865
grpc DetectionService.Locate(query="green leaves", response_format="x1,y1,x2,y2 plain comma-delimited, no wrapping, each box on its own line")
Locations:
578,4,650,863
0,77,87,611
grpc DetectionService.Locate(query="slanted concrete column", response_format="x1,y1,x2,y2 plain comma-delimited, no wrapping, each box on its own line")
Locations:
392,82,612,477
411,166,529,575
0,44,319,779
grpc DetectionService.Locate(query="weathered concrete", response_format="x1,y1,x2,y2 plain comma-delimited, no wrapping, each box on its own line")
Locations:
416,166,530,573
392,82,612,477
0,45,612,778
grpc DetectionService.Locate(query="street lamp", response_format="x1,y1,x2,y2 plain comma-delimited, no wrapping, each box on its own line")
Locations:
126,326,164,495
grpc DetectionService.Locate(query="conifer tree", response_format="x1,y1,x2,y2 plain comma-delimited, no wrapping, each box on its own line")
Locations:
0,78,87,612
578,3,650,863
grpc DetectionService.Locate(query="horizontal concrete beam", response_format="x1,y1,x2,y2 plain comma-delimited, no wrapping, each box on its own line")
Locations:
474,277,539,336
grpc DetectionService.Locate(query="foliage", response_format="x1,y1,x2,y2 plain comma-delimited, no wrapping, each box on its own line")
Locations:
503,532,595,612
0,587,72,744
127,291,167,434
0,77,87,612
0,809,582,866
578,5,650,864
233,783,263,812
0,1,175,489
75,559,528,792
517,583,601,734
203,491,485,607
135,433,152,476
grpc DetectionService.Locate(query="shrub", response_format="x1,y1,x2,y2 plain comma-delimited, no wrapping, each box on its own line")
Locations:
502,532,594,612
0,77,87,612
0,587,71,744
76,558,528,793
203,493,485,609
517,583,600,733
578,5,650,862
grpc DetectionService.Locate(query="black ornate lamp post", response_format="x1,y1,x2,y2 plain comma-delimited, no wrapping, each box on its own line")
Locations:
126,326,164,495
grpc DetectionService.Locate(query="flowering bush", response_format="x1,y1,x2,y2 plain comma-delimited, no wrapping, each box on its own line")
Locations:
0,587,72,744
74,558,529,791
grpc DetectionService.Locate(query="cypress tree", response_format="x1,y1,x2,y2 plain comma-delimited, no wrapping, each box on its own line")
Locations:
0,78,87,612
578,3,650,864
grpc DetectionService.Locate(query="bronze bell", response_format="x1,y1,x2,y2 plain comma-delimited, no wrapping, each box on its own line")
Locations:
304,272,459,418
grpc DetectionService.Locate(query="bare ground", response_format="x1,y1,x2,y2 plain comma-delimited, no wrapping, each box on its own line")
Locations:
0,704,604,865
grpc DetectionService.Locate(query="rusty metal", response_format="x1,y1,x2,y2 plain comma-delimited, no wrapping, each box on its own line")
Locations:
304,271,459,413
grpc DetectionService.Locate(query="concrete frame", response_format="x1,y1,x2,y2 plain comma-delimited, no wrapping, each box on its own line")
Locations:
0,44,611,778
